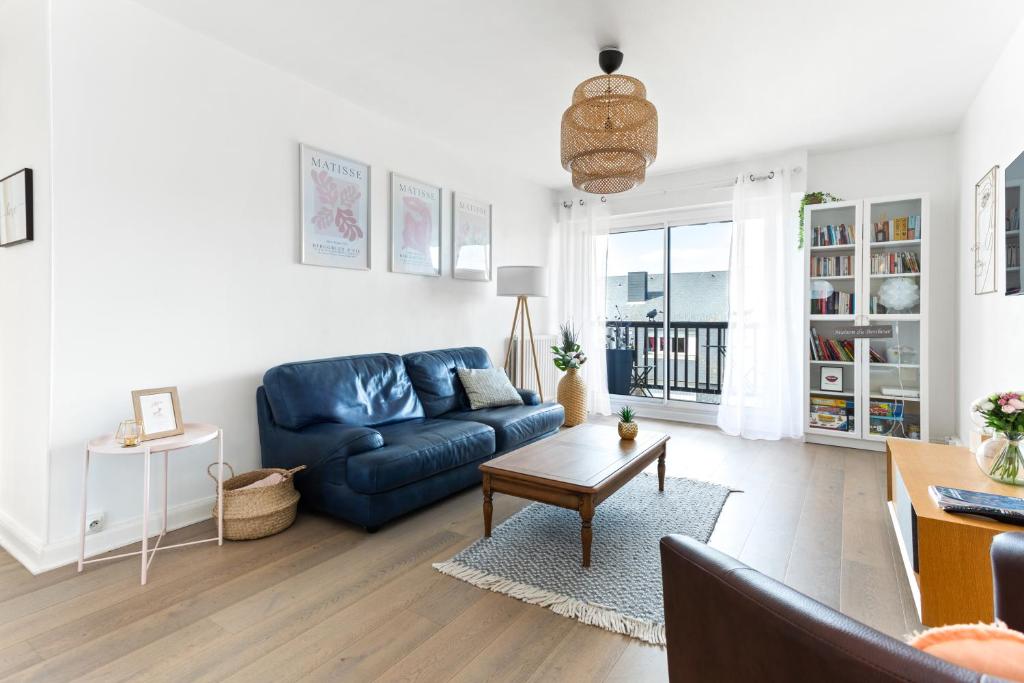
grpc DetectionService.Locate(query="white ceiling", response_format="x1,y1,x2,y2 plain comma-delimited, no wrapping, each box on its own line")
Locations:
135,0,1024,189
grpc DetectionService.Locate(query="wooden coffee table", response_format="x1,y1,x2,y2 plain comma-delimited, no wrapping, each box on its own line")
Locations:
479,423,669,567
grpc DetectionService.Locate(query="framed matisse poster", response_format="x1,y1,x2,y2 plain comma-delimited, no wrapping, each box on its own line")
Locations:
390,173,441,276
300,144,370,270
452,193,492,281
973,165,998,294
0,168,33,247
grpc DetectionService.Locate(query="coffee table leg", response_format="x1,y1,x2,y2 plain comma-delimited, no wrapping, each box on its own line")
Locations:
483,474,493,538
580,496,594,568
658,449,666,492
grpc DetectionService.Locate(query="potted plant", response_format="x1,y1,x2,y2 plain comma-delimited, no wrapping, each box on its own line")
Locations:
971,392,1024,486
552,321,588,427
605,305,634,396
616,405,638,440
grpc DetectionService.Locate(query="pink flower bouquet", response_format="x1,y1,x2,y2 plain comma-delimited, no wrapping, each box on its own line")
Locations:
971,392,1024,484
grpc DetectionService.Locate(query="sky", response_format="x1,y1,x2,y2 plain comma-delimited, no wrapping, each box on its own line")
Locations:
606,222,733,276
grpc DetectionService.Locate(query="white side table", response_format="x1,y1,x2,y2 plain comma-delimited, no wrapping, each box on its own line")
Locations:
79,422,224,585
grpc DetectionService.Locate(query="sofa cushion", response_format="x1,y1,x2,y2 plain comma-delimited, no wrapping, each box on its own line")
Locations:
346,418,495,494
442,402,564,452
402,347,493,417
457,368,523,410
263,353,424,430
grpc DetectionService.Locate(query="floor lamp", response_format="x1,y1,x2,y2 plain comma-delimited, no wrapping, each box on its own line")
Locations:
497,266,548,402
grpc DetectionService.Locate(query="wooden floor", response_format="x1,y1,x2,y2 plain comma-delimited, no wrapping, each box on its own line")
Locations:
0,418,920,682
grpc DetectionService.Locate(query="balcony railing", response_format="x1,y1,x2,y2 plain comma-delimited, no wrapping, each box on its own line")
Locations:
606,321,728,397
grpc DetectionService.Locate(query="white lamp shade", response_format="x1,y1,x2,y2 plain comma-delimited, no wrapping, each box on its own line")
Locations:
496,266,548,297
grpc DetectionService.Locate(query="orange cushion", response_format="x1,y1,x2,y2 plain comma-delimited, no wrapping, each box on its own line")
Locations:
909,622,1024,681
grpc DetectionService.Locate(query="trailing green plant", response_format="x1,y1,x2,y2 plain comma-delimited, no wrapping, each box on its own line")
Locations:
798,191,843,249
551,321,587,371
616,405,636,423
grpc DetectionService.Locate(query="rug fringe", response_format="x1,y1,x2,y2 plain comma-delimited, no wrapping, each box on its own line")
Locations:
432,559,666,646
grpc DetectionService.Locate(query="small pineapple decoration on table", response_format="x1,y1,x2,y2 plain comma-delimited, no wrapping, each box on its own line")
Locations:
616,405,638,440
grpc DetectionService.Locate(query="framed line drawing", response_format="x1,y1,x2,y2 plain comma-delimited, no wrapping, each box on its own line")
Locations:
974,165,998,294
0,168,33,247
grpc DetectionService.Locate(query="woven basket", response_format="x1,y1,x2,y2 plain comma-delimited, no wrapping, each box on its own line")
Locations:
558,367,588,427
208,463,305,541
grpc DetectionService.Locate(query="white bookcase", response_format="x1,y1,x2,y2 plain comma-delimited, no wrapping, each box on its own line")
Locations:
804,194,929,449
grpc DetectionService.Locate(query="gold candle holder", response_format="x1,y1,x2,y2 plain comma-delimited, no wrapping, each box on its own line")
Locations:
115,419,142,447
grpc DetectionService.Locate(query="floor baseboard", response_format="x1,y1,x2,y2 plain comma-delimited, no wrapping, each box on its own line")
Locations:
0,496,216,575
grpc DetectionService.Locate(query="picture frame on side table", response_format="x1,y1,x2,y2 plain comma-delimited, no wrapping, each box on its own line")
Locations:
299,144,371,270
973,165,998,294
132,387,184,441
452,192,492,281
0,168,33,247
390,172,442,276
819,366,844,393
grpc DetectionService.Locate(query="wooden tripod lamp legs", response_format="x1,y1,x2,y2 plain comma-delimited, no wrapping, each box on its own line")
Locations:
502,296,545,403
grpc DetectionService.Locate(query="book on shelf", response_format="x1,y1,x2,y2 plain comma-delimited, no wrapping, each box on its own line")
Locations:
811,223,855,247
809,396,855,431
873,215,922,242
808,329,855,361
868,347,886,363
810,290,854,315
810,254,853,277
870,250,920,275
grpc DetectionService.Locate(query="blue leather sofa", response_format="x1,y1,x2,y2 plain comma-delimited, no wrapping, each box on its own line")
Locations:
257,347,565,530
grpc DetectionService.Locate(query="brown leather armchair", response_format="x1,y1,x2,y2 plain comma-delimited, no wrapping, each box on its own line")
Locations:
660,531,1024,682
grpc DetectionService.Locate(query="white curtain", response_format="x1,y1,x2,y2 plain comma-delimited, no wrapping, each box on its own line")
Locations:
716,169,803,440
557,200,612,415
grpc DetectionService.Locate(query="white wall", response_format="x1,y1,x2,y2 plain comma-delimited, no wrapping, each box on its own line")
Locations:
807,135,958,441
0,0,54,565
956,20,1024,443
22,0,556,566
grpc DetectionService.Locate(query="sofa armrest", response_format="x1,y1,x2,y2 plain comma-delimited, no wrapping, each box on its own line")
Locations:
659,535,976,682
992,532,1024,631
257,386,383,470
516,388,541,406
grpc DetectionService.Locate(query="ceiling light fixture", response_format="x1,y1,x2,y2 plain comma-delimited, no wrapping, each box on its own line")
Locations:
560,48,658,194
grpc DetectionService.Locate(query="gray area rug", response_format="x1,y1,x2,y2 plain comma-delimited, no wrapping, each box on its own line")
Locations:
434,473,731,645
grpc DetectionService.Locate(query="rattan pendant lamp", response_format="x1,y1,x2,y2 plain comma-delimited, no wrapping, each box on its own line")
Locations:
560,48,658,194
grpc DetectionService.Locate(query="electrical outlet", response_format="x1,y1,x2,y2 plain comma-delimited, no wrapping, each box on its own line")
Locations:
86,512,104,534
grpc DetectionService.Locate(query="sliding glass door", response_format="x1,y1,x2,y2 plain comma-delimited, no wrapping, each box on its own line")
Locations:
605,215,732,405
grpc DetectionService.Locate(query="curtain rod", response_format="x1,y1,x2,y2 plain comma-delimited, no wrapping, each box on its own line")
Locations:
562,165,802,207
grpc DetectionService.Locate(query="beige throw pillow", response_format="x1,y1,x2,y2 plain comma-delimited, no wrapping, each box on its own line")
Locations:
457,368,524,410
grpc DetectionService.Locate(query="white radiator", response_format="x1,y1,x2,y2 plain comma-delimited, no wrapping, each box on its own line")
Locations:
507,333,559,401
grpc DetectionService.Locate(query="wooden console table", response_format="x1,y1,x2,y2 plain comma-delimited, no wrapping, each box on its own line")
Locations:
886,438,1022,626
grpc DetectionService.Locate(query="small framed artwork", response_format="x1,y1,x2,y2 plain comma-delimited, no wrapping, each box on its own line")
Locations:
390,172,441,276
0,168,33,247
300,144,371,270
132,387,184,441
974,165,998,294
819,367,844,393
452,193,492,281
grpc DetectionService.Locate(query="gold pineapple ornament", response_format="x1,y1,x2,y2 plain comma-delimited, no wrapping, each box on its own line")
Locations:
617,406,638,440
